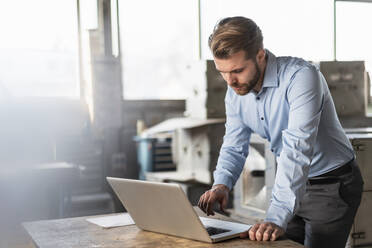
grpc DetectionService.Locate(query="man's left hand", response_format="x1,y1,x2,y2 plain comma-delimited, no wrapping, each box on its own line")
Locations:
240,222,284,241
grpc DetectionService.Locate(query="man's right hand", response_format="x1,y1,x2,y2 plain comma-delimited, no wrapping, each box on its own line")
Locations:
197,184,229,216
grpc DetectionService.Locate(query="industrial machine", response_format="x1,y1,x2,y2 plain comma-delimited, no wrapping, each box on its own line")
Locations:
233,134,276,221
344,129,372,247
135,118,225,205
320,61,372,247
320,60,372,128
320,61,368,117
138,118,225,184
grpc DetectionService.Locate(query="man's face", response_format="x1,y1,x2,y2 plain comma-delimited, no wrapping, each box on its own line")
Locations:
214,50,261,96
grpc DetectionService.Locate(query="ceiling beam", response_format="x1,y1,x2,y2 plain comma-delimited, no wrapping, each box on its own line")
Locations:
336,0,372,3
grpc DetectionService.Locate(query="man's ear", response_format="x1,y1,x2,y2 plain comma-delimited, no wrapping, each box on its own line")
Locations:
256,49,266,64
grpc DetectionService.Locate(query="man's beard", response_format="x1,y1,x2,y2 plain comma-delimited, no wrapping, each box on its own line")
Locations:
232,61,261,96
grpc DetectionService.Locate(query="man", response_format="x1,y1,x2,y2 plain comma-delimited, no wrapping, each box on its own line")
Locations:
198,16,364,248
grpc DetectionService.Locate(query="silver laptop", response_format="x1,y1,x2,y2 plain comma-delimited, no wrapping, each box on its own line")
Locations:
107,177,251,243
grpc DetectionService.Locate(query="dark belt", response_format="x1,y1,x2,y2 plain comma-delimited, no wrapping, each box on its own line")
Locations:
308,159,354,185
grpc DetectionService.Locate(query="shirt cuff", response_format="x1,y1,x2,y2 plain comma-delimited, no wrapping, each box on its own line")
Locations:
213,171,234,190
264,203,293,231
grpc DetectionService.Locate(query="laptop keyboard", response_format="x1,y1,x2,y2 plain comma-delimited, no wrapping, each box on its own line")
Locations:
205,226,231,236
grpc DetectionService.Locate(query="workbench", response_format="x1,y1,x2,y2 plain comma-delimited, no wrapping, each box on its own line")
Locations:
23,210,304,248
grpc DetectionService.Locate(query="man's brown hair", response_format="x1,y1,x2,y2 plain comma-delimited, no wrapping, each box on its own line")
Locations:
208,16,263,60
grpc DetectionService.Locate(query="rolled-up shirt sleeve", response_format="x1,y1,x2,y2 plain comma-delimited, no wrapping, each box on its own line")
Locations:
265,66,325,230
213,89,251,190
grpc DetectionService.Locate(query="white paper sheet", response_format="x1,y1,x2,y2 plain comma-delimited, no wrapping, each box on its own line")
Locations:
86,213,135,228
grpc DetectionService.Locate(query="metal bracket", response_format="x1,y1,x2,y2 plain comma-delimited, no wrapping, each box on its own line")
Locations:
353,143,366,151
352,232,366,239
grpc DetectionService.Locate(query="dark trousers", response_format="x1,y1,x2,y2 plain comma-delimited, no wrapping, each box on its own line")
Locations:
285,161,364,248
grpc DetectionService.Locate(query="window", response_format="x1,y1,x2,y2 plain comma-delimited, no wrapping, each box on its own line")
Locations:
200,0,334,61
336,1,372,72
118,0,200,99
0,0,79,98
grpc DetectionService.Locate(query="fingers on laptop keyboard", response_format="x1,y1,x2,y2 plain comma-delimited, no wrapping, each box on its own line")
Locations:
198,190,214,215
197,192,206,213
206,193,216,216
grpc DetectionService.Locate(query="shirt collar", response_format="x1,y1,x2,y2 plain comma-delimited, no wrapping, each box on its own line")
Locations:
261,49,279,88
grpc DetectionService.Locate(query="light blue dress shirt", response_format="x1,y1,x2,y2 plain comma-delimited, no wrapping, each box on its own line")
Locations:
213,50,355,230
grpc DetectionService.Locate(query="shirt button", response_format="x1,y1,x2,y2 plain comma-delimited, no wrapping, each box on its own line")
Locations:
256,97,260,100
260,117,264,120
271,149,274,152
